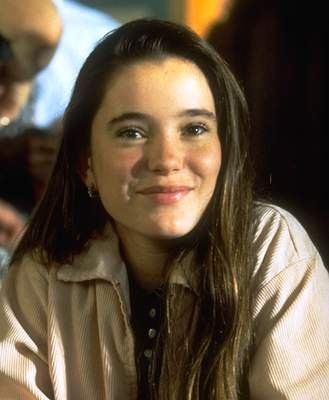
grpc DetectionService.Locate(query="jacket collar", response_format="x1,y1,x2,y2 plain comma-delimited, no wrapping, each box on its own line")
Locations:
56,224,125,284
56,224,196,293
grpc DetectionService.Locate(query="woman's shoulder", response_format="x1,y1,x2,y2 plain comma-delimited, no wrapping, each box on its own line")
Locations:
252,202,324,288
249,203,329,399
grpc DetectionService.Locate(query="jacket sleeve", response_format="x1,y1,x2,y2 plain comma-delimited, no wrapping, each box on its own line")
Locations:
0,256,53,399
249,251,329,400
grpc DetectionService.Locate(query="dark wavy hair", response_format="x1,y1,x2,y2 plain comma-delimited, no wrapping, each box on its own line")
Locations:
13,19,254,399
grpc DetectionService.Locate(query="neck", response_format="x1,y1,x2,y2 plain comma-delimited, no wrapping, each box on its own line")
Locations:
115,227,177,291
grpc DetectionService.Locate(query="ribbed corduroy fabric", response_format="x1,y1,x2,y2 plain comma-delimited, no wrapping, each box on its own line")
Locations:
0,204,328,399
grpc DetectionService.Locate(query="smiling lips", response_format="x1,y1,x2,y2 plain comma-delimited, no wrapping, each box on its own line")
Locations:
137,186,193,205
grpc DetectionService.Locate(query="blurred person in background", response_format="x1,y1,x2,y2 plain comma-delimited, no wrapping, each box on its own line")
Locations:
207,0,328,265
0,199,25,284
0,0,119,251
0,200,25,249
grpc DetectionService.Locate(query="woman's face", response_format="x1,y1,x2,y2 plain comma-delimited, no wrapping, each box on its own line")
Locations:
87,57,221,243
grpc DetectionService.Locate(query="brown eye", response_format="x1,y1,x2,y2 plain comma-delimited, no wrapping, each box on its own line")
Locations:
183,123,208,137
117,127,145,140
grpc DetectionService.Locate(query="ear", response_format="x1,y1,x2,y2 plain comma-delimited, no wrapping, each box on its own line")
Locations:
77,153,96,188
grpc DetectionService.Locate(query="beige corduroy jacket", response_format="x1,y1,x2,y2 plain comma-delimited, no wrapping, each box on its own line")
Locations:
0,204,328,399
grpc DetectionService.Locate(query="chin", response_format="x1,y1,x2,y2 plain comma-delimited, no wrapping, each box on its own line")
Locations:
146,219,199,241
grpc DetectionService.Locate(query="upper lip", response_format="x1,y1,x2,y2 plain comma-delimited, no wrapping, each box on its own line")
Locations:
137,185,193,194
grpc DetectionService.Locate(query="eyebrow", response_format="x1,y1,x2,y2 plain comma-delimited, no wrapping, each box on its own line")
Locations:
107,112,149,126
177,109,216,121
107,108,216,127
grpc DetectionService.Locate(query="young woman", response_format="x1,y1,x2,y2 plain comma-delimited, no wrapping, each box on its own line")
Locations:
0,19,328,400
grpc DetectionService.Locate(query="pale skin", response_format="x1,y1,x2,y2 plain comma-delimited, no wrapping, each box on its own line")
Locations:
84,58,222,290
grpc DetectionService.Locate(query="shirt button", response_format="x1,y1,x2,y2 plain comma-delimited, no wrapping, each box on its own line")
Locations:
148,328,157,339
149,308,156,318
144,349,153,359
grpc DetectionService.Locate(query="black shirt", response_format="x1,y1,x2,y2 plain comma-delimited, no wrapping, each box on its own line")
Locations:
129,279,164,400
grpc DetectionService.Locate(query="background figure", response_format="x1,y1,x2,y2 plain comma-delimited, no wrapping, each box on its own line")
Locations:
0,199,25,284
207,0,328,265
0,246,10,285
0,199,25,249
0,0,119,249
0,200,20,282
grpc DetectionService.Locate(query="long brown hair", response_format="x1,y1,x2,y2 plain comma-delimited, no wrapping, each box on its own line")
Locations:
12,19,255,399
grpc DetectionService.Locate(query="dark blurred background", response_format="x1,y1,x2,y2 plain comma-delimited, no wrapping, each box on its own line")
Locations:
207,0,328,265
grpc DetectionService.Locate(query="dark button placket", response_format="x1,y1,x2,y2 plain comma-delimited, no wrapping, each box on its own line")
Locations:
129,281,163,400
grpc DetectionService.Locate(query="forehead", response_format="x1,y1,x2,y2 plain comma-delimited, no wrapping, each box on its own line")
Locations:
97,56,215,115
108,56,208,87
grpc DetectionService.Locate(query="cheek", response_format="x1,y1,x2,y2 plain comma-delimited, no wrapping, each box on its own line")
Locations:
193,143,222,183
93,149,142,189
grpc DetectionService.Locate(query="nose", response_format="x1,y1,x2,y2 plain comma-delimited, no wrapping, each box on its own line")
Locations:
146,135,184,174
